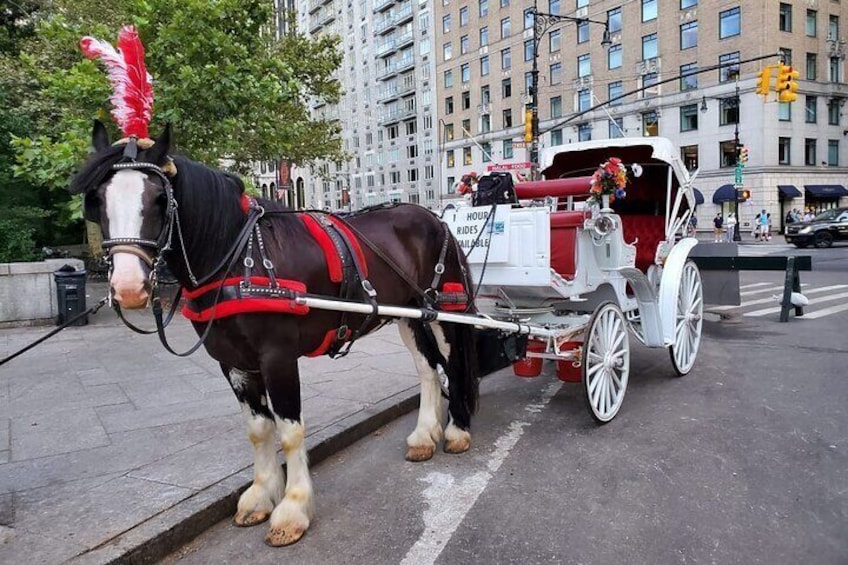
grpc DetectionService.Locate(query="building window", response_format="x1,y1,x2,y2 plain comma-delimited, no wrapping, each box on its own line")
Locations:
608,44,622,69
719,52,740,82
479,0,488,17
609,118,624,138
444,70,454,88
551,96,563,118
445,96,454,115
779,3,792,32
642,33,658,60
828,140,839,166
481,56,490,76
524,39,534,62
680,104,698,131
407,144,419,159
608,7,622,33
548,0,560,14
550,128,563,146
444,123,454,141
578,89,591,112
461,63,470,83
500,0,509,7
462,91,470,110
578,53,591,77
805,96,817,123
680,63,698,90
480,26,488,46
550,29,562,52
805,138,817,166
502,78,511,98
442,14,451,33
829,15,839,41
829,57,841,83
642,72,658,96
460,35,469,55
642,111,659,136
462,118,470,134
459,6,469,27
680,21,697,49
463,146,472,165
503,108,512,127
828,98,840,125
719,98,739,125
578,123,592,141
503,139,514,159
806,9,817,37
807,53,818,80
719,7,740,39
609,81,623,105
501,48,511,70
550,62,562,85
443,42,452,61
719,140,737,167
778,101,791,121
577,21,589,44
779,137,791,164
446,150,455,168
481,85,491,105
481,142,492,162
681,0,697,8
681,145,699,171
524,7,534,29
525,71,533,93
481,114,491,133
780,48,792,67
642,0,657,22
501,17,510,39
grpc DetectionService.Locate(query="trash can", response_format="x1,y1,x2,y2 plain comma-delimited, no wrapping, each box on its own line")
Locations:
54,265,88,326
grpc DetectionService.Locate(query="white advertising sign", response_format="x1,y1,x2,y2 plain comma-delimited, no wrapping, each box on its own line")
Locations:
446,204,511,263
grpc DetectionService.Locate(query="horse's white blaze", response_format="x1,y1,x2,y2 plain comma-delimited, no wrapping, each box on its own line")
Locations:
398,320,443,451
105,171,148,305
237,400,284,520
269,418,313,533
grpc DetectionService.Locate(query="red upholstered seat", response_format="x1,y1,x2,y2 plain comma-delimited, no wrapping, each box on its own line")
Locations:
620,215,666,272
550,211,586,278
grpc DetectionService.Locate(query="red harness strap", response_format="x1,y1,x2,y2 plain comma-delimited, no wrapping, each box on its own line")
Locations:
181,276,308,322
300,214,368,282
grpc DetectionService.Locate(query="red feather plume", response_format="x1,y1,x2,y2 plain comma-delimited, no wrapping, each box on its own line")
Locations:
80,25,154,138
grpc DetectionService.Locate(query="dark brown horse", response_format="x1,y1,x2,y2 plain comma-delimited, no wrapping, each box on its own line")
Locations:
70,122,480,546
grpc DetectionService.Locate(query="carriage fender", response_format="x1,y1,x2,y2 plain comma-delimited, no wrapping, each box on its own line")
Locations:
658,238,698,346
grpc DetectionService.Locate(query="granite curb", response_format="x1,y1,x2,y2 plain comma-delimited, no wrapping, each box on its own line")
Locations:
71,388,420,565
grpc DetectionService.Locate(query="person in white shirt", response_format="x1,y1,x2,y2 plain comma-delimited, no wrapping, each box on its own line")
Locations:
725,212,737,242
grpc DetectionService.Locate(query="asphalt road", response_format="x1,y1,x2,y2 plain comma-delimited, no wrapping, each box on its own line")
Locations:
164,284,848,565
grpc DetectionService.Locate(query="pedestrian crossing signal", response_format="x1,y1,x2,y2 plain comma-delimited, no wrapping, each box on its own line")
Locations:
737,189,751,201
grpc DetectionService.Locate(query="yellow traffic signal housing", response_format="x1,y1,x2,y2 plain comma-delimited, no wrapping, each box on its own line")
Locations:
755,67,772,96
776,63,800,103
739,146,749,164
524,109,533,143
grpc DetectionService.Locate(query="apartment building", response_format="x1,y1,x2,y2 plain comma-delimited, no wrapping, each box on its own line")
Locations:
288,0,439,210
435,0,848,231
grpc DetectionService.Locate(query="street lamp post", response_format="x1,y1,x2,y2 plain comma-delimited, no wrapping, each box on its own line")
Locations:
700,81,742,241
529,3,611,180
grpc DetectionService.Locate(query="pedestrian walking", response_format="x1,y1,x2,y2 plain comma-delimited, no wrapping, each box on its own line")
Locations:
758,209,769,242
713,212,724,242
725,212,737,242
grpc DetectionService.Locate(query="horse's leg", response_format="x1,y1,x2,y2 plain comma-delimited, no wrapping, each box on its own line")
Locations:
261,354,313,547
435,322,478,454
398,319,443,462
224,366,285,527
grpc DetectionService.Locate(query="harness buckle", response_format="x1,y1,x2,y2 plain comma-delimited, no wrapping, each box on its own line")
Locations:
434,263,445,275
336,325,349,341
262,258,274,270
361,279,377,298
243,257,255,269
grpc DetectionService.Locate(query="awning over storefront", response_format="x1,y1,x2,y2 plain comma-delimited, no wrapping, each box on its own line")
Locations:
693,188,705,205
777,185,802,199
712,184,736,203
804,184,848,198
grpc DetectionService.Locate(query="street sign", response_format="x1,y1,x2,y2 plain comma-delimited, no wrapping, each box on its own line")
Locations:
486,162,532,172
511,140,527,149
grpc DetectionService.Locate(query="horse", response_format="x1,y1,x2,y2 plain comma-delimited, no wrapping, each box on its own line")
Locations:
70,121,480,546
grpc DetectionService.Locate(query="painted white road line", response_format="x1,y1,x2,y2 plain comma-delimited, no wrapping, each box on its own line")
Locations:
711,285,848,312
740,283,810,297
400,381,562,565
739,282,773,290
744,291,848,317
799,302,848,320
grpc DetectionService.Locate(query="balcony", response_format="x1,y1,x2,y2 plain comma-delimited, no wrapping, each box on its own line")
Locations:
394,55,415,73
396,78,416,97
377,85,400,103
308,0,322,14
394,29,414,50
373,0,395,12
394,2,413,26
376,37,397,58
376,61,399,81
374,15,393,35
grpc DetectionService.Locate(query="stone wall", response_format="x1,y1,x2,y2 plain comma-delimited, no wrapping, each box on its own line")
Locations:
0,258,85,326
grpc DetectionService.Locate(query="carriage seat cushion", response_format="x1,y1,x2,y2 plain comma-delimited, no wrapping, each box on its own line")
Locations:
550,211,586,278
620,215,666,272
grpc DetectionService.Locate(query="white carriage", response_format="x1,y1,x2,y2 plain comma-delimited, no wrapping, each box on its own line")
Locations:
442,137,704,423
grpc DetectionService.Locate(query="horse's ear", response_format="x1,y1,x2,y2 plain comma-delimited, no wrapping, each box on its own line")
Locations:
92,120,110,152
145,123,171,165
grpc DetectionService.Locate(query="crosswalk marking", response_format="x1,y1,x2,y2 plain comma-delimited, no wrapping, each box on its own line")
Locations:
710,285,847,312
740,283,810,297
739,282,772,289
800,302,848,320
744,291,848,317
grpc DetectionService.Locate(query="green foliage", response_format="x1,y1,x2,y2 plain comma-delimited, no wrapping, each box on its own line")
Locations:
0,206,50,263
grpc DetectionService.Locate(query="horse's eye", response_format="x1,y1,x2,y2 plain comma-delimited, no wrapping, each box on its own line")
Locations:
155,192,168,207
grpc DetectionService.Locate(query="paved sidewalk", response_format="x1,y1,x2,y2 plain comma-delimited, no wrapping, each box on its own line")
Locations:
0,283,421,564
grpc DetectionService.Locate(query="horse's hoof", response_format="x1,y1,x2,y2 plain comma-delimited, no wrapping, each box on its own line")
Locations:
265,525,306,547
234,510,270,527
444,436,471,454
405,444,435,462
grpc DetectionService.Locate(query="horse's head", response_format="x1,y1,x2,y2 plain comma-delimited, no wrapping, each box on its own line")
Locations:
71,121,174,309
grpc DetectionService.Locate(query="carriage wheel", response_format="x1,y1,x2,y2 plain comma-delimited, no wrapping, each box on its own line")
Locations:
669,261,703,376
582,302,630,424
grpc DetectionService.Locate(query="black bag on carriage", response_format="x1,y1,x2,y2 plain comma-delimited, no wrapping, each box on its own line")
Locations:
473,172,517,207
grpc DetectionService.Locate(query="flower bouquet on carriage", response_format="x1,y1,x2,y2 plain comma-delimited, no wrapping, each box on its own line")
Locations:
588,157,628,211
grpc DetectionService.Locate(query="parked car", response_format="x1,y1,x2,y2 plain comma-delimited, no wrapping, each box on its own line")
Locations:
784,207,848,248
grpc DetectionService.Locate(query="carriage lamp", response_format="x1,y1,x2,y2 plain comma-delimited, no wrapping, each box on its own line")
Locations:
593,215,615,236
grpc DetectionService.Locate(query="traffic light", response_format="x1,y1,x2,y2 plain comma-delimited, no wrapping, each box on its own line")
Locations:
738,145,749,165
775,63,800,103
755,67,772,96
524,108,533,143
